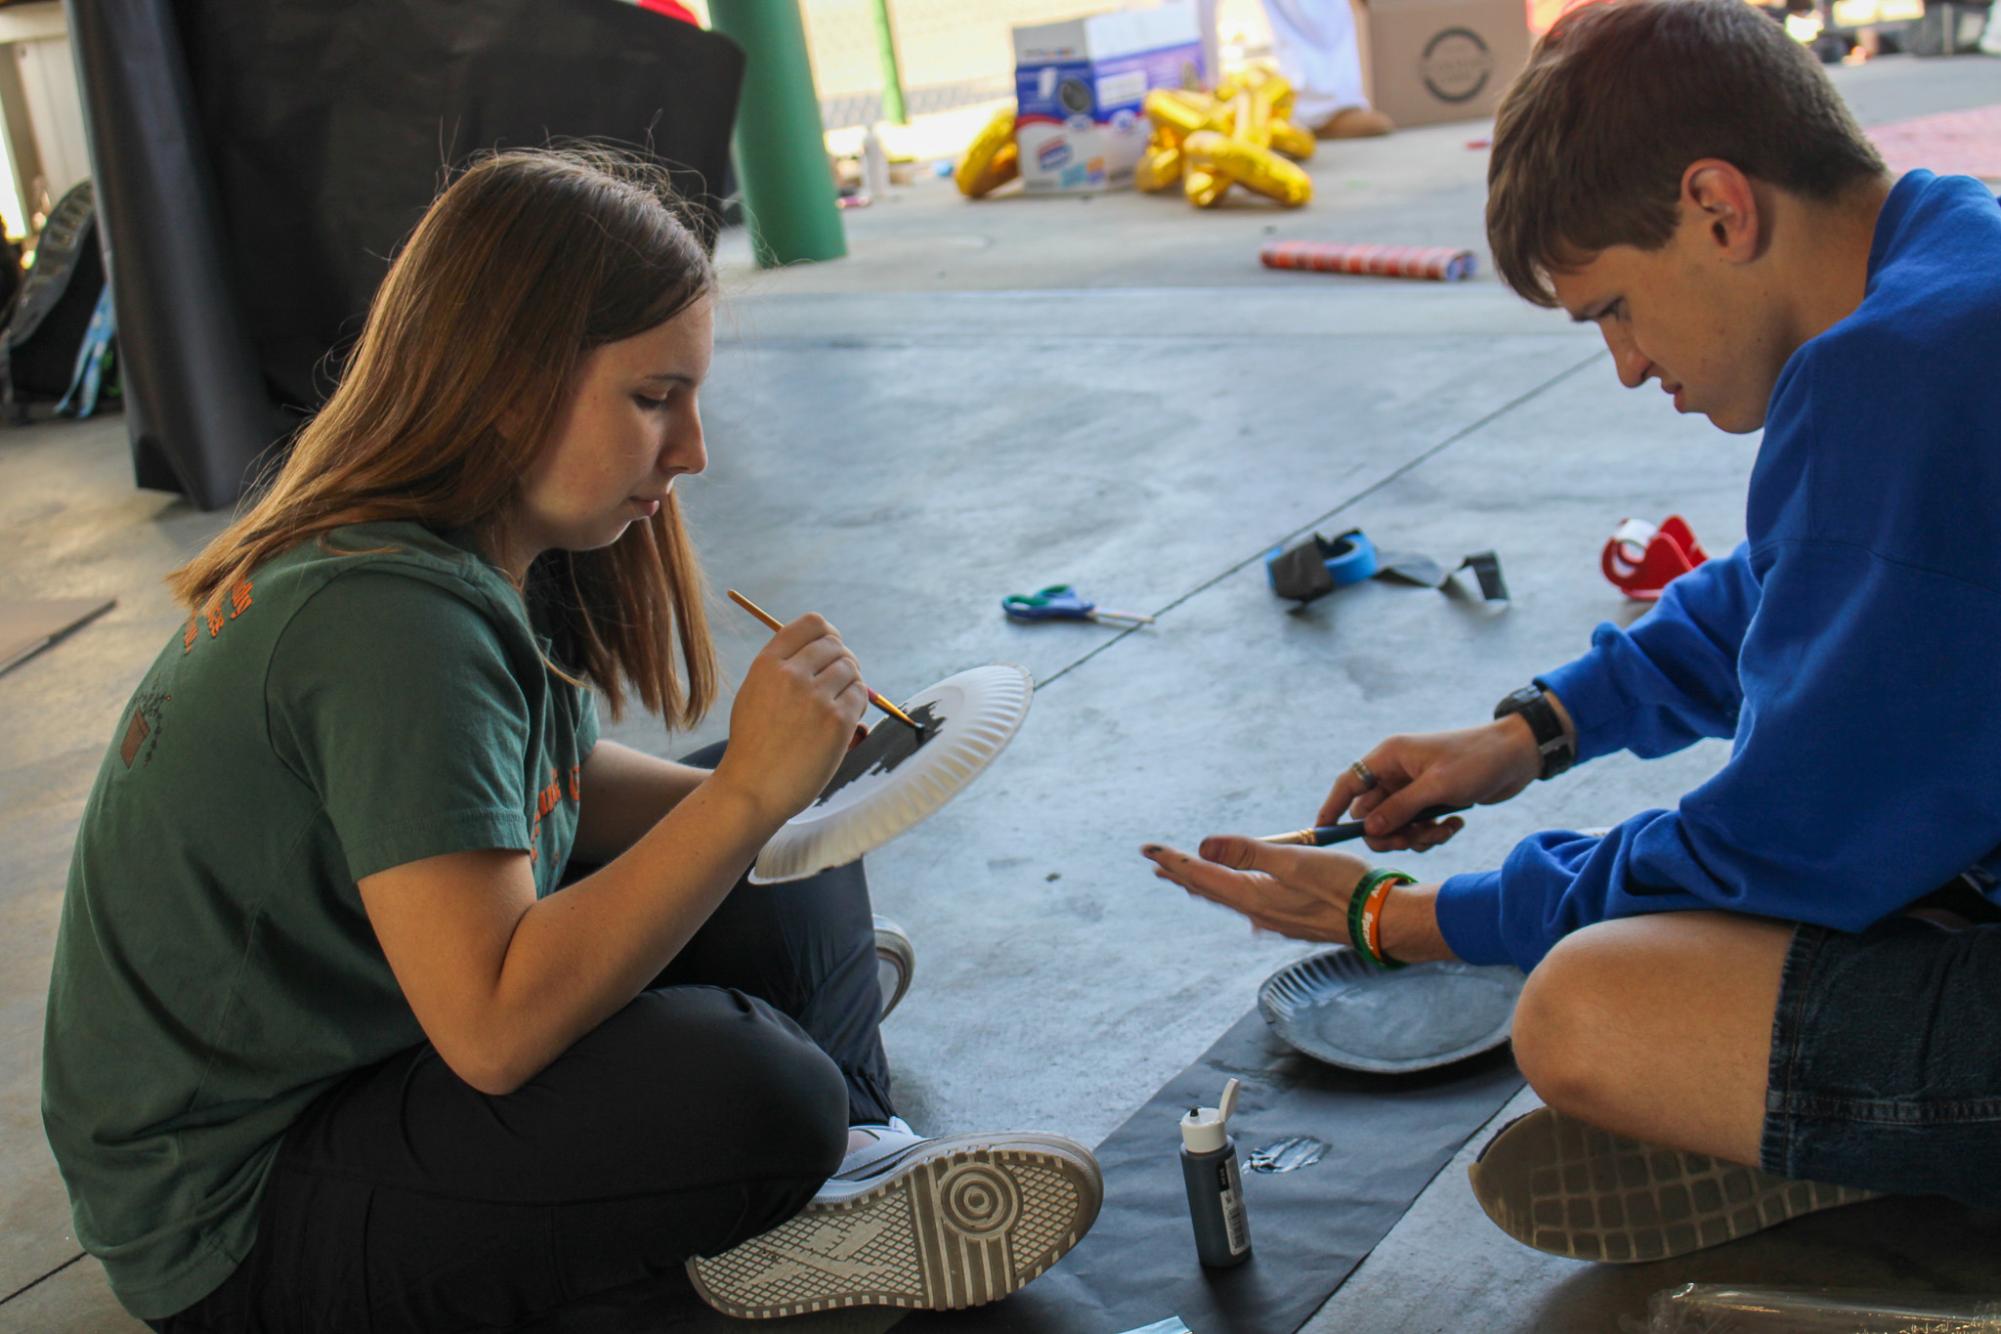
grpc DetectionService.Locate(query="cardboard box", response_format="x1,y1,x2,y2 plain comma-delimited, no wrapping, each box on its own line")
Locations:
1013,3,1204,194
1354,0,1532,129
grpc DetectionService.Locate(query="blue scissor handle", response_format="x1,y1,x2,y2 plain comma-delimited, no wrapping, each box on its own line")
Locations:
1002,584,1097,621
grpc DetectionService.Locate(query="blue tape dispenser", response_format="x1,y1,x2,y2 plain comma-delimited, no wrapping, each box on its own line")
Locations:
1265,529,1379,603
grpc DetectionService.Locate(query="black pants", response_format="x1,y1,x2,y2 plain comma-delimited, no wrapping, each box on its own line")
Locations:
155,743,893,1333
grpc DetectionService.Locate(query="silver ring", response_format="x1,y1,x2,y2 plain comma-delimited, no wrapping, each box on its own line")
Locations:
1349,759,1378,791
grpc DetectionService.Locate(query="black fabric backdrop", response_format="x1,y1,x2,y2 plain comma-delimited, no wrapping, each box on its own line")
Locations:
70,0,744,509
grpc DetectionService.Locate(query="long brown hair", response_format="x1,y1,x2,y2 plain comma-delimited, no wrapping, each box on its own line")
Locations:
171,146,719,727
1486,0,1884,307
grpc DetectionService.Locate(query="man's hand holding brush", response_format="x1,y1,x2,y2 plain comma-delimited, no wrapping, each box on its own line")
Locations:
1319,697,1576,854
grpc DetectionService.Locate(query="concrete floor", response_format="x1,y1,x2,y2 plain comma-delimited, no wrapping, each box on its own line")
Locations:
5,53,2001,1333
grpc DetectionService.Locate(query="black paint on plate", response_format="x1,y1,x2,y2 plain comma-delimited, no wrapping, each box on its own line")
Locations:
814,699,945,807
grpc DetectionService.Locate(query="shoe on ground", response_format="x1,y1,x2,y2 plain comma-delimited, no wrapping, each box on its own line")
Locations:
873,914,913,1019
1468,1106,1877,1263
688,1123,1102,1318
1312,105,1394,138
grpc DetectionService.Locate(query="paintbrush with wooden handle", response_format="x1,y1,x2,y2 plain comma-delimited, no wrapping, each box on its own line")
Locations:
724,589,925,735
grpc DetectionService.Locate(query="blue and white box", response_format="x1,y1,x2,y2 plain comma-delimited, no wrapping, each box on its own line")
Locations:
1012,3,1204,194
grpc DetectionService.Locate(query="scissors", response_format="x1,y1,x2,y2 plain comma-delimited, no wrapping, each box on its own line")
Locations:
1001,584,1155,626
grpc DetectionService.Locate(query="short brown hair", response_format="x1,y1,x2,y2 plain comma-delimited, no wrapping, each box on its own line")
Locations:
1487,0,1886,306
172,147,720,727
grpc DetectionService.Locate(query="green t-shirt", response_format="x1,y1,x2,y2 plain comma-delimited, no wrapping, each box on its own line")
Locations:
41,522,599,1319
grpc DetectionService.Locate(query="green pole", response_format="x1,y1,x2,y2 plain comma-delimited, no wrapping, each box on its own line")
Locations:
870,0,909,125
708,1,846,267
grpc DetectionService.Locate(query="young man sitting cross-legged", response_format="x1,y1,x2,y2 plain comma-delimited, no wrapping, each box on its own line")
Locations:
1146,0,2001,1260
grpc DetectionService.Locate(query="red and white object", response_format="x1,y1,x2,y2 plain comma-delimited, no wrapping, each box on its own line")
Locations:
1602,515,1708,600
1260,240,1477,281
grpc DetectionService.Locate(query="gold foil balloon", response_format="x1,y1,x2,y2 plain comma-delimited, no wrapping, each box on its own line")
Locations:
1183,130,1312,207
955,107,1020,198
1136,139,1184,193
1140,66,1314,209
1184,165,1230,208
963,62,1313,212
1268,120,1316,161
1143,88,1216,144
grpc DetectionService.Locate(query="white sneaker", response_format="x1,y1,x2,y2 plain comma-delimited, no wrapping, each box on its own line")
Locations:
823,1116,924,1197
687,1123,1102,1318
873,914,914,1019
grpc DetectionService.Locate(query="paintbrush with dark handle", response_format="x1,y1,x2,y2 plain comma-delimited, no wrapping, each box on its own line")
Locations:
1260,804,1470,847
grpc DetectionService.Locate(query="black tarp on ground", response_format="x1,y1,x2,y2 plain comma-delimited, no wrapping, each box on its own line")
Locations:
70,0,743,510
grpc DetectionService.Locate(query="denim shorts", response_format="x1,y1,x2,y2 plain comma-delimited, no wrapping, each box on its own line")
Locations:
1761,899,2001,1207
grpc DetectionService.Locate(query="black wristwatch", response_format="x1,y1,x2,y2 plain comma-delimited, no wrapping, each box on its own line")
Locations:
1494,685,1575,780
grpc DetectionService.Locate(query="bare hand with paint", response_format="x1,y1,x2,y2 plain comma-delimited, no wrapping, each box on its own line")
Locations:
712,614,868,824
1141,838,1373,944
1143,838,1456,962
1318,709,1568,853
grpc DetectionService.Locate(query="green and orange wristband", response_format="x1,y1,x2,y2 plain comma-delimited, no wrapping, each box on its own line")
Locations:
1348,868,1416,970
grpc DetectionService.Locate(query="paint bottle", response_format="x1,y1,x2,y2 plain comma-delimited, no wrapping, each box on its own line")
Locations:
1179,1076,1251,1268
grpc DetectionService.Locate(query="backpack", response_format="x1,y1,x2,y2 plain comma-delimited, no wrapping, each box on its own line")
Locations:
3,179,108,419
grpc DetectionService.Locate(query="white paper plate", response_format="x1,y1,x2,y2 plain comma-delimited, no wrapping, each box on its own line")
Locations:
750,664,1034,884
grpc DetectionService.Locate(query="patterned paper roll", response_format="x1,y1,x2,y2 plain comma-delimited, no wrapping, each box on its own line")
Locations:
1260,240,1477,281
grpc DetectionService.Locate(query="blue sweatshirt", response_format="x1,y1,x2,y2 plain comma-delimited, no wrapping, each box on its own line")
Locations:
1435,171,2001,972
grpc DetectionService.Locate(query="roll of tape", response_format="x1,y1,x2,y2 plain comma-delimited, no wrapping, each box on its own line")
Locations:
1323,529,1378,585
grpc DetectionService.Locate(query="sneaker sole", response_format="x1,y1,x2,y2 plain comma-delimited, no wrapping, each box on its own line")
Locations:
1468,1107,1877,1263
687,1136,1101,1318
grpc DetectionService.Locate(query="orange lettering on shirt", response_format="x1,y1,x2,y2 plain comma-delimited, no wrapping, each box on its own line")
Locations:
229,578,254,619
525,764,583,870
205,603,224,638
182,618,198,653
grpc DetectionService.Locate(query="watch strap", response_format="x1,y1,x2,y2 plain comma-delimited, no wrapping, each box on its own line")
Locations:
1495,685,1574,780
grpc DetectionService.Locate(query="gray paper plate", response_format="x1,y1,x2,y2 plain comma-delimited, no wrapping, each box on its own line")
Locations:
1257,948,1524,1075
